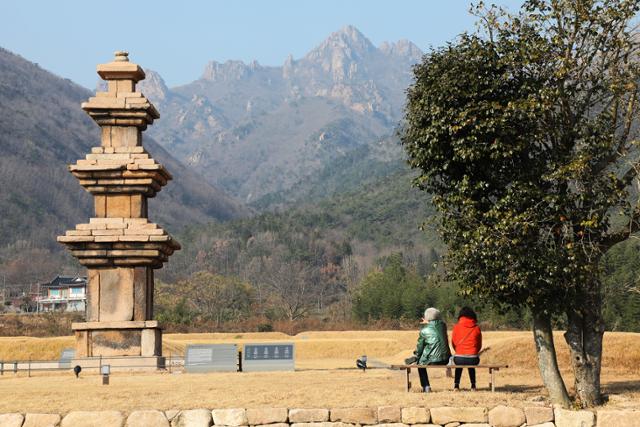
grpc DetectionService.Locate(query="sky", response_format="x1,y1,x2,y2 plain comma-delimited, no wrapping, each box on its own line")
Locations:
1,0,523,89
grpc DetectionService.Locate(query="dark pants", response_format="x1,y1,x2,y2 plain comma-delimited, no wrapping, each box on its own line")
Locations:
454,356,480,388
418,360,448,388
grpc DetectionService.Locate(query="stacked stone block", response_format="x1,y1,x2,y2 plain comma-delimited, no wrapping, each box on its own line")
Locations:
57,51,179,364
0,406,636,427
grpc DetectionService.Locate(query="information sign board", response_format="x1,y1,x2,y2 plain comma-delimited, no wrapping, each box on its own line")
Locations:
242,343,295,372
185,344,238,373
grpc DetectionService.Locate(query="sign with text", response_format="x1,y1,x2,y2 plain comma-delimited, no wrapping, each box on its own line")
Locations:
185,344,238,373
242,343,295,372
59,348,75,368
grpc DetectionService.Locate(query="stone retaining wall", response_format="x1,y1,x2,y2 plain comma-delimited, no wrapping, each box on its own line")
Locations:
0,406,637,427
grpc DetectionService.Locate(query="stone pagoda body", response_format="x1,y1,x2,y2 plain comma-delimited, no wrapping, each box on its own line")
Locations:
58,51,180,368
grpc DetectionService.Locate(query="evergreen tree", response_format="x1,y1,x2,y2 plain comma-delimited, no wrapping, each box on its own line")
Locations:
402,0,640,407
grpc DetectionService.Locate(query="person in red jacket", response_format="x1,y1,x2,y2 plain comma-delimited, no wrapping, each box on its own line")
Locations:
451,306,482,390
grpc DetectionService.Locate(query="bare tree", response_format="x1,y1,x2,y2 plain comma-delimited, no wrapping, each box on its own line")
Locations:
258,255,319,322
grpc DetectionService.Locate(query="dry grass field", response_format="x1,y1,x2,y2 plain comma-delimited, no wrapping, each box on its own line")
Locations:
0,330,638,413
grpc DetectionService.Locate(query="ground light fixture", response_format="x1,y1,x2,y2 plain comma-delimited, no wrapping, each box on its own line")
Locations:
356,355,367,371
101,364,110,385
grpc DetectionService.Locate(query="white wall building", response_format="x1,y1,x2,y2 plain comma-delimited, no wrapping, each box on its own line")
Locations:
37,276,87,313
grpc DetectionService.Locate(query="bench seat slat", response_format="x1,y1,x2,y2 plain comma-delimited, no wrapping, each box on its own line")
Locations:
391,364,508,393
390,364,508,369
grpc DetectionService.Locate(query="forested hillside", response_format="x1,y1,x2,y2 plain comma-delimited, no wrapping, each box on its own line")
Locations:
154,167,445,330
602,240,640,331
162,167,439,283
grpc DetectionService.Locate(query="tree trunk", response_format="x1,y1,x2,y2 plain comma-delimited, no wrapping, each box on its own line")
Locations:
564,291,605,407
532,310,572,407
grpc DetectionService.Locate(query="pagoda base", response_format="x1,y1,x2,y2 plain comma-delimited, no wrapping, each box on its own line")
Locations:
72,320,162,359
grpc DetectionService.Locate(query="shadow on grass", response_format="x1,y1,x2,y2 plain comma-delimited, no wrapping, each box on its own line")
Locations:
413,384,544,393
495,384,543,393
603,380,640,394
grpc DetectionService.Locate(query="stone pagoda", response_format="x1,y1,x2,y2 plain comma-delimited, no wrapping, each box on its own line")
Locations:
58,51,180,368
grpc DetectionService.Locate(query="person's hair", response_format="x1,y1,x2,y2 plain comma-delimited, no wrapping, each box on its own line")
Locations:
423,307,441,321
458,306,477,320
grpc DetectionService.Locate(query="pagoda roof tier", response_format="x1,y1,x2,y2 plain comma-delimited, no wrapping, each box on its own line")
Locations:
57,218,180,269
82,91,159,129
69,146,171,197
97,52,146,82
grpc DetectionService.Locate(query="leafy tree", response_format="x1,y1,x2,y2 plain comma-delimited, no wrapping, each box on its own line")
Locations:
352,253,428,321
402,0,640,407
190,272,253,326
159,272,253,327
601,240,640,331
156,296,195,326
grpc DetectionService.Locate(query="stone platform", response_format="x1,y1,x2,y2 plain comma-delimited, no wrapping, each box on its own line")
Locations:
72,320,161,358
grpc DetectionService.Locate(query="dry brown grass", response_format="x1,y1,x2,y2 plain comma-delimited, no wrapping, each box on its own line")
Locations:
0,313,83,337
0,330,638,413
0,336,74,361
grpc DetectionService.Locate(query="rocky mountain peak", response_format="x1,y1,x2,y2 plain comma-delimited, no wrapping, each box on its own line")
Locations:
379,39,423,61
301,25,377,83
283,54,294,79
334,25,375,50
142,26,422,199
201,60,261,82
137,69,169,104
305,25,376,64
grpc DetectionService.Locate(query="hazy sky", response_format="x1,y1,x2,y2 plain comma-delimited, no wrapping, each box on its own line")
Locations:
1,0,523,89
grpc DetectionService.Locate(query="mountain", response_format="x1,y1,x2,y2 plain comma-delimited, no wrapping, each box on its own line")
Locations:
0,47,248,260
0,26,423,282
141,26,423,204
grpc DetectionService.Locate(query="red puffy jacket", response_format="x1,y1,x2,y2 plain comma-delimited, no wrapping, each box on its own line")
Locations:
452,316,482,356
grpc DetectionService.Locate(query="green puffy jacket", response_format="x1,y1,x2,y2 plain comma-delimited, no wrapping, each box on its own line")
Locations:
415,319,451,364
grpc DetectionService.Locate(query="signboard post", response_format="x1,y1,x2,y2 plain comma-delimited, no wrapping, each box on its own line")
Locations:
184,344,238,373
242,343,295,372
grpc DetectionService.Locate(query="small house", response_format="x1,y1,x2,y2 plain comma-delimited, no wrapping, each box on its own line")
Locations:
37,275,87,312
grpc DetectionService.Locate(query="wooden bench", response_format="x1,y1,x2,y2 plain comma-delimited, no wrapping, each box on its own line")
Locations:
390,364,508,392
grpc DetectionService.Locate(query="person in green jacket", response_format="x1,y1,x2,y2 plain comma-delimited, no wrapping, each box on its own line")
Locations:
414,307,451,392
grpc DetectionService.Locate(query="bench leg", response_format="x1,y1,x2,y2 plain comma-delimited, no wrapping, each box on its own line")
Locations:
490,368,495,392
406,368,411,392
